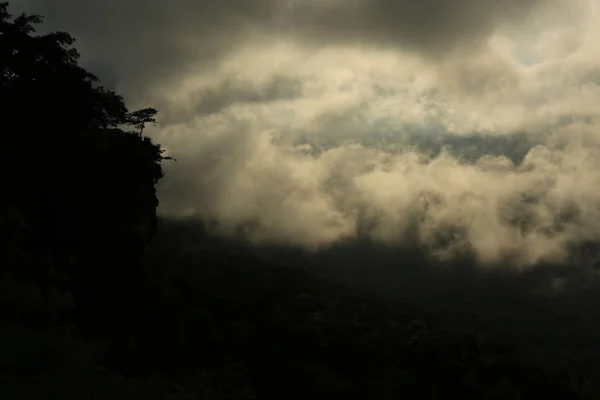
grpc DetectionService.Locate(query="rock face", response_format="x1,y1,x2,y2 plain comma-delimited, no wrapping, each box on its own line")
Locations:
75,128,162,257
68,129,163,330
127,183,159,252
0,126,164,333
0,205,28,252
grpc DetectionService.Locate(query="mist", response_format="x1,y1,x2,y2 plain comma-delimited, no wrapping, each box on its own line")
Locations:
153,28,600,268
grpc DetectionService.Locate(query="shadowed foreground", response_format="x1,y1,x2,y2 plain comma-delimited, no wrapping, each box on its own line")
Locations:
3,215,598,399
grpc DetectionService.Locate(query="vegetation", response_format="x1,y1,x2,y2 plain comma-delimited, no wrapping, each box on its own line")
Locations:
0,2,597,399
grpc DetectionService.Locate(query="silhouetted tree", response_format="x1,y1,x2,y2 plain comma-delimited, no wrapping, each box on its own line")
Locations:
0,0,169,231
0,0,172,333
127,107,158,136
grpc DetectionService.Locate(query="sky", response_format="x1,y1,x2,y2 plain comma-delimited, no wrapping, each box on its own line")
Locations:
12,0,600,267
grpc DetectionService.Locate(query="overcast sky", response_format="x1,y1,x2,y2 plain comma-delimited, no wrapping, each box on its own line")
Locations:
11,0,600,267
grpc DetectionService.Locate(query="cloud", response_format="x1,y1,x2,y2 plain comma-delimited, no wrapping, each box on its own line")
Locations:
10,0,600,267
156,74,304,125
11,0,573,101
281,0,551,57
158,118,600,266
151,10,600,267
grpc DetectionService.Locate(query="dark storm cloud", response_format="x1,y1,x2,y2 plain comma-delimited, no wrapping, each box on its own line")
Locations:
285,0,546,57
11,0,279,98
12,0,550,99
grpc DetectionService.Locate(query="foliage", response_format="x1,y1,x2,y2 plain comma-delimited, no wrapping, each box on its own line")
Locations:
0,1,171,208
